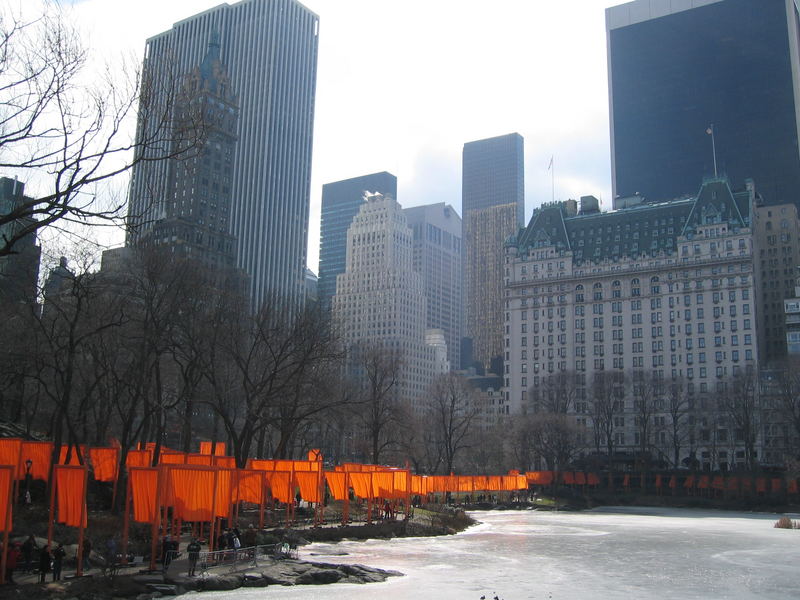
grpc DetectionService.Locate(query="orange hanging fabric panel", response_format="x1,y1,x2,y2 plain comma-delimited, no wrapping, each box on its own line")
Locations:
126,450,153,468
159,452,186,465
167,467,215,521
58,445,85,466
267,472,294,504
325,472,348,501
0,439,21,471
214,469,233,517
55,466,86,527
349,473,372,499
20,441,52,482
246,459,274,471
213,456,236,468
130,468,158,523
187,454,213,466
237,470,263,504
295,471,321,503
587,473,600,486
89,447,119,482
199,441,226,456
0,466,13,531
307,449,322,462
372,472,394,499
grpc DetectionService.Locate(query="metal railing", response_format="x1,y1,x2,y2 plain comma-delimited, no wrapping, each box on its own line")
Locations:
196,543,296,575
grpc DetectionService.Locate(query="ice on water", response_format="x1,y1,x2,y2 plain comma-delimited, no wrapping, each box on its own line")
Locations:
189,507,800,600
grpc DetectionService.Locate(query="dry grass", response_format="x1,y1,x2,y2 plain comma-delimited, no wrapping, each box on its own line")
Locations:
774,516,800,529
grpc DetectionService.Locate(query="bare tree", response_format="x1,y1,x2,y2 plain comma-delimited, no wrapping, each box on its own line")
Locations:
349,342,402,465
428,373,479,474
0,4,205,255
630,370,660,468
664,378,691,468
721,370,761,470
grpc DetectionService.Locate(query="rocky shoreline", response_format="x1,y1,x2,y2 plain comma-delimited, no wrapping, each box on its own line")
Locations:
0,510,475,600
0,559,402,600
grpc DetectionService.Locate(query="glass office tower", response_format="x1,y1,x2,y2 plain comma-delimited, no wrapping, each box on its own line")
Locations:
607,0,800,207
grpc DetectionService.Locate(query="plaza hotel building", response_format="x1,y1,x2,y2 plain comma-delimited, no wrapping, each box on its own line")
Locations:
503,177,761,469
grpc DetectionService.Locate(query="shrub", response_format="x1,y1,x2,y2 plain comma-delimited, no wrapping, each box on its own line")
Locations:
774,516,798,529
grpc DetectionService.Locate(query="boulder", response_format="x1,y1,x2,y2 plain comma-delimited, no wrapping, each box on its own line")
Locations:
198,575,242,591
295,569,343,585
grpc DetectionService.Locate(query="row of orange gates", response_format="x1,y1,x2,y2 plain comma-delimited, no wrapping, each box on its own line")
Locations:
0,438,528,580
525,470,800,495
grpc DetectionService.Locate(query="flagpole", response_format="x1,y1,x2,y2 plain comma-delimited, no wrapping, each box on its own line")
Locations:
707,124,718,177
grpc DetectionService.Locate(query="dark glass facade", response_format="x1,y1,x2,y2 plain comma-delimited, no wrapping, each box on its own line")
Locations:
318,172,397,308
462,133,525,223
127,0,319,309
609,0,800,206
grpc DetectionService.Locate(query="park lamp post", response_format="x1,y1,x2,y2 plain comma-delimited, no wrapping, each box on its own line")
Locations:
24,459,32,504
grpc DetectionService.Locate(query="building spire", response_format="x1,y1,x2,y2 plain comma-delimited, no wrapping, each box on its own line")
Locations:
199,31,221,88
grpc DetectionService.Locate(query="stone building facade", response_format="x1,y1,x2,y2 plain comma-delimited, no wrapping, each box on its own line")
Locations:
332,193,442,411
504,177,762,470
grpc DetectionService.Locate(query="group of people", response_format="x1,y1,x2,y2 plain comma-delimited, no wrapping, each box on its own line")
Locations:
4,535,67,584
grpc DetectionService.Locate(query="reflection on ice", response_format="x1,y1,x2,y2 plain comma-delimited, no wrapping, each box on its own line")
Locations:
188,507,800,600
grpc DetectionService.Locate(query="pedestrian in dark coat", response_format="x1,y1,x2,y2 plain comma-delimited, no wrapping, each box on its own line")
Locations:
38,546,51,583
52,544,65,581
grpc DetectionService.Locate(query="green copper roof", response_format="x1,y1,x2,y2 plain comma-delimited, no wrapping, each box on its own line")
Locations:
511,177,752,265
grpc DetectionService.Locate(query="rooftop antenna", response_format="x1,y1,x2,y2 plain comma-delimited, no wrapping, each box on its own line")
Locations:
706,124,718,178
548,155,554,202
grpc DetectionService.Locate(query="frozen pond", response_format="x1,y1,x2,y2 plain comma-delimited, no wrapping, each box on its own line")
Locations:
190,507,800,599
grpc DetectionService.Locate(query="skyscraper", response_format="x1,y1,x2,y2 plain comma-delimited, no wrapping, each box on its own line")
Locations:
132,36,240,271
318,172,397,309
462,133,524,372
127,0,319,308
404,202,462,371
607,0,800,206
0,177,40,305
332,193,438,410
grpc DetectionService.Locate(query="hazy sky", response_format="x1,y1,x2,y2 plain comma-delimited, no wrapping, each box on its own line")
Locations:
61,0,621,271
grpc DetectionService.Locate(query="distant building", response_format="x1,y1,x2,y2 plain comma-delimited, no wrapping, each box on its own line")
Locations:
319,172,397,309
131,35,240,272
607,0,800,206
752,202,800,363
785,269,800,355
127,0,318,308
304,267,318,304
0,177,41,305
404,202,462,370
505,176,759,470
332,193,439,411
462,133,524,374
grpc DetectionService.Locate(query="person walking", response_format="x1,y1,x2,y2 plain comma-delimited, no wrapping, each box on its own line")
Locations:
186,538,201,577
51,544,65,581
5,543,20,584
21,535,37,573
37,545,51,583
82,538,92,572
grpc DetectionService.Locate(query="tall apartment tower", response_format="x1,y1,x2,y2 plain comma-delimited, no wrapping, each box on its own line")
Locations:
753,201,800,363
404,202,462,371
607,0,800,206
332,193,437,411
318,172,397,309
127,0,319,308
0,177,40,305
462,133,524,373
131,36,240,270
